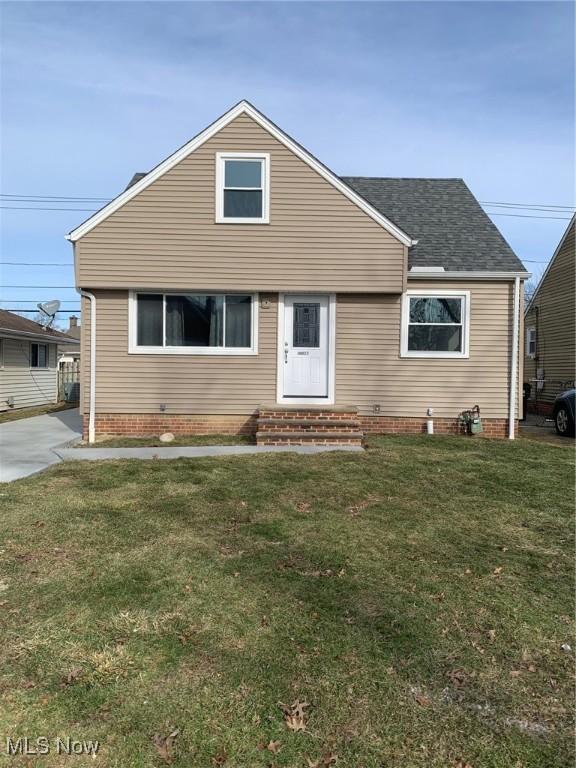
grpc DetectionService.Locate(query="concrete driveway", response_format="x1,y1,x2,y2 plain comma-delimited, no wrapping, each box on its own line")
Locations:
0,408,82,482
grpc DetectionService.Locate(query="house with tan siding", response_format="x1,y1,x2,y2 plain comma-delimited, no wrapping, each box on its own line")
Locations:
0,310,76,412
524,215,575,415
67,101,529,444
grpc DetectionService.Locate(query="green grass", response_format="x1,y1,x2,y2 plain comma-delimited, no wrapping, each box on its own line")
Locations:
83,434,255,448
0,401,76,424
0,436,573,767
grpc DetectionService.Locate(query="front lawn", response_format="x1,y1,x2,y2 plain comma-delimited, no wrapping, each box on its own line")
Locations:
0,436,573,767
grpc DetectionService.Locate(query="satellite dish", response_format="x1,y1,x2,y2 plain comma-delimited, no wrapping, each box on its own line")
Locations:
37,300,61,328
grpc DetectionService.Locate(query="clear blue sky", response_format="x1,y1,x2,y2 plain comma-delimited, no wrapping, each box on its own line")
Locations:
1,1,574,321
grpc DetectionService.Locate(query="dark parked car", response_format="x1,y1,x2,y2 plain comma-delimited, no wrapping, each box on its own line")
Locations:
552,389,575,437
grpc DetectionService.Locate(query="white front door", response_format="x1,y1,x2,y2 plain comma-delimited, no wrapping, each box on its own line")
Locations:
282,295,330,398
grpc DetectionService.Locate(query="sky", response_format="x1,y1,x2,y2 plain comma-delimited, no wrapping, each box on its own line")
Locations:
1,1,574,324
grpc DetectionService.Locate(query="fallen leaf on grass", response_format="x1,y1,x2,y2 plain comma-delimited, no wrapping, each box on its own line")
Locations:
267,740,282,754
296,502,311,513
454,761,474,768
61,667,82,686
152,729,179,763
509,670,521,678
414,693,431,707
492,566,504,576
211,748,227,765
527,664,537,673
487,629,496,642
307,753,338,767
279,700,310,731
448,670,466,687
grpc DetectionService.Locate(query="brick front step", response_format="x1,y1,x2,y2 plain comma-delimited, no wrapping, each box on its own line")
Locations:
256,406,363,446
258,418,361,429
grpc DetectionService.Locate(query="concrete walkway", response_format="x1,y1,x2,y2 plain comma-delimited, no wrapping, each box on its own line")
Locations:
0,408,82,482
56,444,364,462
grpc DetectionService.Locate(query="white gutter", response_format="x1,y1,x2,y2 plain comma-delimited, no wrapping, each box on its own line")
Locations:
508,276,521,440
80,290,96,444
408,270,531,281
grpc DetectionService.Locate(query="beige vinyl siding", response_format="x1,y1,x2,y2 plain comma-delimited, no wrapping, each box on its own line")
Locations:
524,222,575,406
82,282,517,421
80,291,278,416
0,338,58,411
337,281,517,419
75,114,406,293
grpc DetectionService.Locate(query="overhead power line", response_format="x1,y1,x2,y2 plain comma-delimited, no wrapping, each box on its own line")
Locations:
0,194,109,201
480,200,575,211
0,299,80,303
487,212,572,220
2,308,81,313
1,206,97,211
3,285,75,289
1,262,73,266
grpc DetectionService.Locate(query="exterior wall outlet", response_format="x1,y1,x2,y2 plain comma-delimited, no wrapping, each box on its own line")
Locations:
373,404,381,413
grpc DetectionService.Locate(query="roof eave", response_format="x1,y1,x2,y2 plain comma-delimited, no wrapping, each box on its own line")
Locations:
0,328,77,344
408,270,531,281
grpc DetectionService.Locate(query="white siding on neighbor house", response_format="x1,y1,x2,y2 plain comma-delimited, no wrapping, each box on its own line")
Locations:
0,338,58,411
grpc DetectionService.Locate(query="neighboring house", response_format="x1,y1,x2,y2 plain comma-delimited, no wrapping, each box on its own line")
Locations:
524,215,575,415
58,315,81,364
67,101,529,444
0,310,77,411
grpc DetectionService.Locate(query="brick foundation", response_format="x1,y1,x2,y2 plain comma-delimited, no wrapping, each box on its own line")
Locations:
85,412,516,441
84,413,257,439
359,415,514,438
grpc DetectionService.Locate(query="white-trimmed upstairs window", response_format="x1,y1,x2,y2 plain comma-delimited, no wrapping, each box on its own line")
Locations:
401,290,470,358
129,292,258,355
215,153,269,223
526,327,536,358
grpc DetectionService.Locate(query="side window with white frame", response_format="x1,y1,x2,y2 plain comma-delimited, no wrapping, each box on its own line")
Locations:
30,342,49,368
526,326,536,358
401,291,470,358
130,292,258,355
216,153,269,223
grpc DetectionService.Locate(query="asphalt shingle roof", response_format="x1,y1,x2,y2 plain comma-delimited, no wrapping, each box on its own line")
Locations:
0,309,76,343
341,177,526,272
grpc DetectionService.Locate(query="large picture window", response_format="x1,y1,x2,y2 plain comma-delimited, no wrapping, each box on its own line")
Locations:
131,292,257,355
216,153,269,224
401,291,470,358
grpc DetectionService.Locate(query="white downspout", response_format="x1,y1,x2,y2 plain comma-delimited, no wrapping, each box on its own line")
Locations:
508,277,520,440
80,290,96,444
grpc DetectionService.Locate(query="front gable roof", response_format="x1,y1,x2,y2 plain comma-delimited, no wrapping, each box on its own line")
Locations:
525,214,575,314
67,101,414,247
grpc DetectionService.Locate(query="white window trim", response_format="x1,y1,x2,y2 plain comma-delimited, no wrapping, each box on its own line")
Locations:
276,293,336,405
128,290,259,355
30,341,50,369
400,289,470,359
215,152,270,224
526,326,536,359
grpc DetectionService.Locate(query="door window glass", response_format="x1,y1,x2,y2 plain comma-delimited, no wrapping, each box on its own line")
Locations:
293,303,320,347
